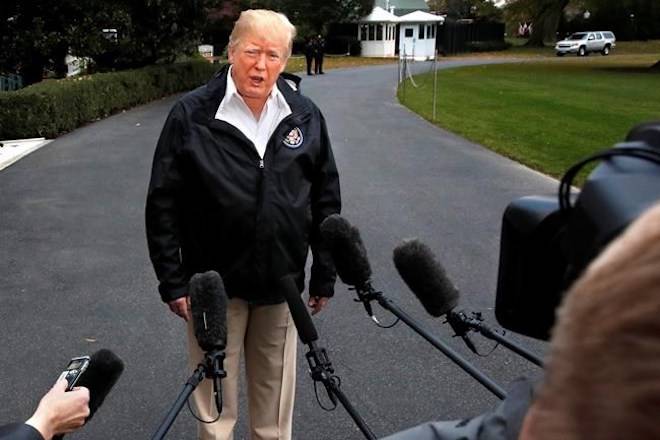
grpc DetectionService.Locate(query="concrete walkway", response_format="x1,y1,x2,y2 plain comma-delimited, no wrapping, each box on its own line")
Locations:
0,60,554,439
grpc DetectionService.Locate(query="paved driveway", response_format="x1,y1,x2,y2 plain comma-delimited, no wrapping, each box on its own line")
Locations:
0,60,554,439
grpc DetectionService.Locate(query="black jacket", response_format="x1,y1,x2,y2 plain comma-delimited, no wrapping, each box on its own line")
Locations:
146,66,341,304
0,423,43,440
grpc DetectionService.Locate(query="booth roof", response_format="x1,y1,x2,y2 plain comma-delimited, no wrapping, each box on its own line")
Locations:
360,6,400,22
398,10,445,23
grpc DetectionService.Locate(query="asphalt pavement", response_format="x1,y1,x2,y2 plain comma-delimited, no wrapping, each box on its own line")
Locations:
0,59,556,439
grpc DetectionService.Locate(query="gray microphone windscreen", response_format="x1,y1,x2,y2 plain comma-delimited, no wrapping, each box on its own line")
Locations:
393,239,459,317
76,349,124,422
190,271,228,352
320,214,372,287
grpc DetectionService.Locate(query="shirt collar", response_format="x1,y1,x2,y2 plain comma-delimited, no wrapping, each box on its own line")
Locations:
218,65,288,114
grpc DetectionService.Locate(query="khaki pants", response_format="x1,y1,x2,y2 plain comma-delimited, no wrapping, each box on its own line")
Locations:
187,298,297,440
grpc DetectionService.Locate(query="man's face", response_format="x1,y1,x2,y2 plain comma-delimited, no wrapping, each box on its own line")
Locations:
229,35,288,102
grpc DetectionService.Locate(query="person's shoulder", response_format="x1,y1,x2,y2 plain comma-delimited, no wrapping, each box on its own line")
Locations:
175,66,228,114
278,73,323,116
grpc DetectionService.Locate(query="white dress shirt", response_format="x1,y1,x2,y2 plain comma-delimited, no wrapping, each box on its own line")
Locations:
215,66,292,159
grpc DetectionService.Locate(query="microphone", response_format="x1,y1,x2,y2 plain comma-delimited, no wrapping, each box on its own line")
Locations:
53,349,124,439
189,271,227,352
322,217,507,399
76,349,124,422
392,239,459,317
189,271,228,415
392,239,476,353
277,275,377,440
320,215,379,321
152,271,228,439
320,214,372,288
393,239,543,367
278,275,318,344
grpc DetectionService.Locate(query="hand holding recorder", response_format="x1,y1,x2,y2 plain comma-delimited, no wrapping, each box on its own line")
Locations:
25,379,90,440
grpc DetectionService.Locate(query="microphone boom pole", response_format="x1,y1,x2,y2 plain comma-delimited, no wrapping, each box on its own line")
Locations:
447,311,544,367
152,271,228,440
320,215,507,400
279,276,378,440
356,284,507,400
306,341,377,440
151,351,226,440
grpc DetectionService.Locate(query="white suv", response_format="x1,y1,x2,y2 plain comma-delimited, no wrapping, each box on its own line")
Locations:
555,31,616,57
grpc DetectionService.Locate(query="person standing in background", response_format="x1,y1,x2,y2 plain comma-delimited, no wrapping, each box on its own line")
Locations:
314,34,325,75
305,35,316,76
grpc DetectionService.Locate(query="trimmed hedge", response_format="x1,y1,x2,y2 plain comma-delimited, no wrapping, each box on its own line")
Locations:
0,61,219,140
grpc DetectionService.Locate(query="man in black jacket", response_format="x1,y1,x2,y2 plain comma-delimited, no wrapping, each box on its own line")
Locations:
146,9,340,440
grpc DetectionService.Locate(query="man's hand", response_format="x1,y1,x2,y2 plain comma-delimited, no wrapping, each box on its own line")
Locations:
26,379,90,440
308,296,329,315
168,296,191,321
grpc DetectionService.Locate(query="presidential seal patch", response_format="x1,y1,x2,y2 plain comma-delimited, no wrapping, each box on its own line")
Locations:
283,127,304,148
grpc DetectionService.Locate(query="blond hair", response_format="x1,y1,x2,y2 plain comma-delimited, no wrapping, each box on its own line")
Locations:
527,202,660,439
228,9,296,58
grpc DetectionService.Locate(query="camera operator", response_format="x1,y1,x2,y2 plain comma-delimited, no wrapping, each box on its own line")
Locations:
0,379,90,440
384,201,660,440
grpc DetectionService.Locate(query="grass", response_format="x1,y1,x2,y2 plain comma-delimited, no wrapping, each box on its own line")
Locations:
285,55,397,73
398,55,660,180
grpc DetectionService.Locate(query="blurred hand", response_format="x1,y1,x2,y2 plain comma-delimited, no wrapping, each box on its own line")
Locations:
26,379,90,440
308,296,329,315
168,296,191,321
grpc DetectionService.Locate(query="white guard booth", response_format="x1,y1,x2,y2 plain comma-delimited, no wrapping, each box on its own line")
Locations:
358,6,399,57
398,11,444,60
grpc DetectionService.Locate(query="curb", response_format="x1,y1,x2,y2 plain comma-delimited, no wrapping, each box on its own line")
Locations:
0,138,52,171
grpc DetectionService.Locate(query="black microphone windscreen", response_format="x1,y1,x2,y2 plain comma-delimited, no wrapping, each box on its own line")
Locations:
320,214,372,287
393,239,459,317
76,349,124,422
278,275,318,345
190,271,228,352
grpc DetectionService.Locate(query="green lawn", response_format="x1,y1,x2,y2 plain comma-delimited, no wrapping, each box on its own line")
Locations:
398,55,660,179
285,55,396,73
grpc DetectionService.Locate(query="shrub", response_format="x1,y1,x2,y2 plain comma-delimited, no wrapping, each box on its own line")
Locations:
0,61,219,139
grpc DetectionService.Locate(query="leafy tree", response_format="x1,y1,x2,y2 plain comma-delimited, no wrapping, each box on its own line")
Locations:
0,0,122,84
505,0,660,46
111,0,213,68
239,0,374,35
428,0,503,21
510,0,570,46
1,0,217,84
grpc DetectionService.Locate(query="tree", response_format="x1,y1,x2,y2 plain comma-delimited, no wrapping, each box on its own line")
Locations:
111,0,214,68
0,0,218,84
505,0,660,68
239,0,374,35
503,0,569,46
0,0,122,84
527,0,569,45
428,0,503,21
505,0,660,46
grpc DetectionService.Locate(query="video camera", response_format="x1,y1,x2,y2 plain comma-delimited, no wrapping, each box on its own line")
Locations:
495,122,660,340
